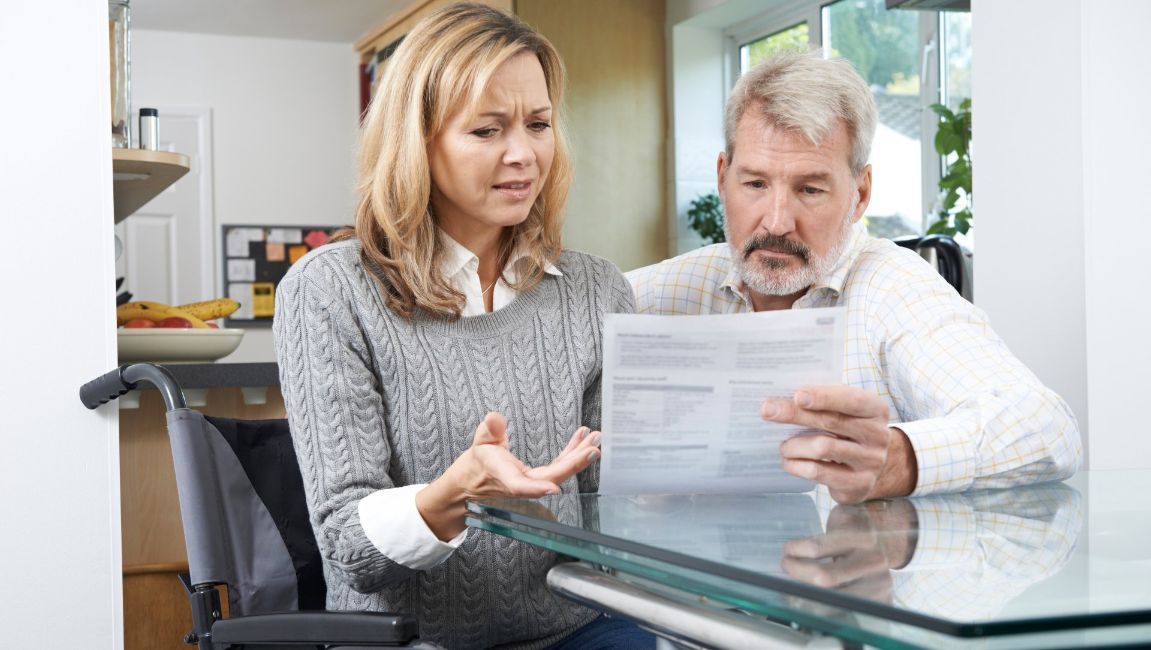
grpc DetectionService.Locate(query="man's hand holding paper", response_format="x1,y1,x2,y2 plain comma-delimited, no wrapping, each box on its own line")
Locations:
763,385,917,503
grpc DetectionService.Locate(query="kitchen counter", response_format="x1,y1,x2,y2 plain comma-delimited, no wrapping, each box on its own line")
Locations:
130,362,279,390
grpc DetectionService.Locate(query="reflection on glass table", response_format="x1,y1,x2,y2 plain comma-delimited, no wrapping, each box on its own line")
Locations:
466,471,1151,649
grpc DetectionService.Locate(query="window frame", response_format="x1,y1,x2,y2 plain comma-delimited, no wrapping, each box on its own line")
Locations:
723,0,950,234
723,0,821,94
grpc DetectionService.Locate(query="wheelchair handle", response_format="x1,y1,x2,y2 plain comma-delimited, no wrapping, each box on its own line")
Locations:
79,363,187,411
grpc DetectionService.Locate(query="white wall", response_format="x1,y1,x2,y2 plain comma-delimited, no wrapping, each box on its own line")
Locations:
1079,0,1151,468
0,2,123,647
131,31,360,362
973,1,1088,446
976,0,1151,469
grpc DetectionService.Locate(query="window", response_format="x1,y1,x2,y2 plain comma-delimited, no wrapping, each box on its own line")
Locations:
823,0,922,239
942,10,972,110
938,10,972,245
727,0,971,240
740,22,809,71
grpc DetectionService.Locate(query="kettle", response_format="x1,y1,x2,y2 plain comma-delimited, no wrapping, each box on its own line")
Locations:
893,235,971,301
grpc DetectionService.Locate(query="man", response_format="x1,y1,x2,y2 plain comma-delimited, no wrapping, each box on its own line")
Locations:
626,50,1081,503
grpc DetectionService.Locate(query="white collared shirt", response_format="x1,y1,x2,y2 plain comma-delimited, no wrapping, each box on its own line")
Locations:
625,223,1081,495
437,230,564,316
358,231,564,570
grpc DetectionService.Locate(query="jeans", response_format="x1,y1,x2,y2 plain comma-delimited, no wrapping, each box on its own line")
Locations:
546,614,659,649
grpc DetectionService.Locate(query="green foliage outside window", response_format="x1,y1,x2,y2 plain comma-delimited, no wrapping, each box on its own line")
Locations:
687,192,725,245
744,23,809,68
825,0,919,94
926,98,972,236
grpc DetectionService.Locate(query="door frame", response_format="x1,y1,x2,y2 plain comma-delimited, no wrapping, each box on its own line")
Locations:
132,105,216,299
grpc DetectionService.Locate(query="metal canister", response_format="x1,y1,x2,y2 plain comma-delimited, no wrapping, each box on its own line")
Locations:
138,108,159,150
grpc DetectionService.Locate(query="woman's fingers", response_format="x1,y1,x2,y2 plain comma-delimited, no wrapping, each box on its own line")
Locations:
527,430,602,484
557,426,589,458
472,412,509,448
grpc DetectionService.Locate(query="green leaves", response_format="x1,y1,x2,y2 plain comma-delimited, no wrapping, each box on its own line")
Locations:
687,192,726,245
926,207,971,237
929,103,956,121
926,98,973,236
930,98,971,159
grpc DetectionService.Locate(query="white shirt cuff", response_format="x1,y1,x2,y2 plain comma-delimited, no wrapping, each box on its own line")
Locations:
358,484,468,570
896,415,979,495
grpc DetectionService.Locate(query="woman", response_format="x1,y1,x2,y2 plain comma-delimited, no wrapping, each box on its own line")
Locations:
273,3,647,648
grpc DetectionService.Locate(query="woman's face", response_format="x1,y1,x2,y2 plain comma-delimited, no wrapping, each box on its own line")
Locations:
428,52,554,245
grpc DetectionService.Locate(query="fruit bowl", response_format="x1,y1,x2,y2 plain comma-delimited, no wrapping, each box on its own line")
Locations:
118,328,245,364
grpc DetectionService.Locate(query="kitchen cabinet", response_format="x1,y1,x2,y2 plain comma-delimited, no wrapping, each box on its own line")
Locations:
112,147,190,222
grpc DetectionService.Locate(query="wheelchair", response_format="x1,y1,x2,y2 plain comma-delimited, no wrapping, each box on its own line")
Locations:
81,363,432,649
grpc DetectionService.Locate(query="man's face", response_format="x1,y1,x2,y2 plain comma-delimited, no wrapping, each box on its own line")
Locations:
718,111,871,304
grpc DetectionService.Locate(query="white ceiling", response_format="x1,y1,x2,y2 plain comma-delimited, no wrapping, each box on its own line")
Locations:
129,0,410,43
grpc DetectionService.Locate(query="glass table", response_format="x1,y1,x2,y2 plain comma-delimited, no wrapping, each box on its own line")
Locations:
466,470,1151,649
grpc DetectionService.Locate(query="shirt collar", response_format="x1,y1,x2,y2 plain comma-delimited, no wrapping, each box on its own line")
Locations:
439,230,478,278
720,249,745,301
810,221,869,297
438,229,563,280
720,221,870,306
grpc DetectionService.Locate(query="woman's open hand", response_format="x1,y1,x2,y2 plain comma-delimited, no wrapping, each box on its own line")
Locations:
417,412,602,540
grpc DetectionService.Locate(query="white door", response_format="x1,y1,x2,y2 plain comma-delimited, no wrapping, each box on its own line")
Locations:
115,107,214,306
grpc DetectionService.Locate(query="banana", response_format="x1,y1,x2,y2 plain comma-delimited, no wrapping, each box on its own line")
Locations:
117,301,210,328
116,301,169,323
174,297,241,321
117,300,170,313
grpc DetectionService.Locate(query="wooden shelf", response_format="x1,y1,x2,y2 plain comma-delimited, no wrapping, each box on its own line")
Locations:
112,148,190,223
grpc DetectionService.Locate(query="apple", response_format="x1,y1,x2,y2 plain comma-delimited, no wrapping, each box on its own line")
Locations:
157,317,193,328
123,318,156,328
205,321,219,329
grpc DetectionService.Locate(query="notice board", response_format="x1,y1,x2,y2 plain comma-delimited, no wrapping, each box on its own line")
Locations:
221,224,342,326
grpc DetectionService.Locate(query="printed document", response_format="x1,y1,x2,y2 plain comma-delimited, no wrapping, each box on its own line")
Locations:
599,308,845,495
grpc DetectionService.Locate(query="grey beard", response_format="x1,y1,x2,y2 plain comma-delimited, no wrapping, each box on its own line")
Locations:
729,216,855,297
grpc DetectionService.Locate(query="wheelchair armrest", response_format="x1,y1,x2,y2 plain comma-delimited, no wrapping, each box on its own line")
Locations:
211,610,419,646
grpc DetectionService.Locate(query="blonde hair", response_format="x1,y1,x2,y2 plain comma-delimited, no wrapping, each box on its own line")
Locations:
351,2,571,319
725,49,877,175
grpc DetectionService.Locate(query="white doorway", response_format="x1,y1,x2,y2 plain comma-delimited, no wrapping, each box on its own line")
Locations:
115,107,215,306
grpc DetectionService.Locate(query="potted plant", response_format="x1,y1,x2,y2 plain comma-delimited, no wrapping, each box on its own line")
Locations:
926,98,972,236
687,192,725,244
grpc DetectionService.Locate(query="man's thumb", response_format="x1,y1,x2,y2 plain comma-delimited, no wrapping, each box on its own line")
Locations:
472,411,508,447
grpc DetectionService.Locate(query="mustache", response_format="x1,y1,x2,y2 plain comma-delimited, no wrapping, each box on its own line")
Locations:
742,233,810,263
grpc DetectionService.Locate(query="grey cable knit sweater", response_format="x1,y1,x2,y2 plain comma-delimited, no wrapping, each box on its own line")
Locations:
273,239,635,649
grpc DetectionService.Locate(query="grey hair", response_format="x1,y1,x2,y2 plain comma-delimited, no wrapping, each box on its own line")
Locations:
724,49,877,175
